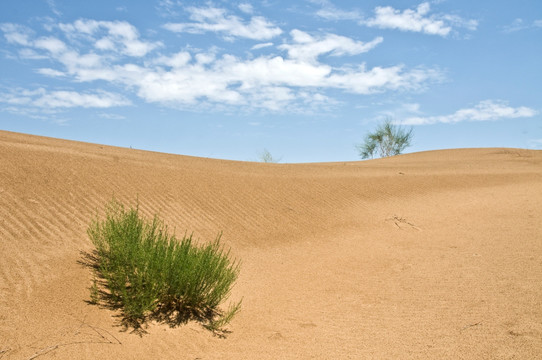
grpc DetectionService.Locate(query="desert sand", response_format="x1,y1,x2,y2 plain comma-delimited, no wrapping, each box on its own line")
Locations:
0,129,541,359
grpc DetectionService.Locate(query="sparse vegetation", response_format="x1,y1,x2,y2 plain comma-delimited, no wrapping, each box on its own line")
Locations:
356,118,413,159
85,199,241,334
258,148,281,163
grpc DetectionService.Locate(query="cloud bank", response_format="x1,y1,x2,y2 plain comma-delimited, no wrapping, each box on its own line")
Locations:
0,7,443,113
402,100,537,125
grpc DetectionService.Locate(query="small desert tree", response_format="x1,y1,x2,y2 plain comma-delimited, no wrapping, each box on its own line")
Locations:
356,119,413,159
258,149,281,163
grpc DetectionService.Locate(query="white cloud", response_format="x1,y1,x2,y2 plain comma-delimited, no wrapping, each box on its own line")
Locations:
0,88,130,109
119,49,439,110
317,8,361,21
503,18,528,33
249,86,295,111
238,3,254,14
402,103,421,113
116,60,243,106
46,0,62,17
59,19,161,57
375,102,422,121
34,36,67,54
36,68,66,77
365,2,449,36
18,48,48,60
98,112,126,120
279,30,383,62
153,51,192,68
362,2,477,36
219,54,333,88
312,0,362,21
164,6,282,40
328,65,441,94
503,18,542,33
0,23,33,45
251,42,273,50
442,14,478,31
57,50,107,80
401,100,538,125
2,20,160,83
2,20,160,81
36,90,130,108
156,0,181,17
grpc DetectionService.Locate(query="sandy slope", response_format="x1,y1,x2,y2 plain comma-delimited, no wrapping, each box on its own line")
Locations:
0,130,541,359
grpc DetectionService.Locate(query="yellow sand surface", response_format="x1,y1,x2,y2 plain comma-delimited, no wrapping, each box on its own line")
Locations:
1,130,541,359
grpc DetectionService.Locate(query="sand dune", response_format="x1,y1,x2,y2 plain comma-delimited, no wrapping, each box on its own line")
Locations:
1,130,541,359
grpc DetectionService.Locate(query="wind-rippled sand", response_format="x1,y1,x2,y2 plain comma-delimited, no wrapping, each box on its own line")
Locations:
1,130,541,359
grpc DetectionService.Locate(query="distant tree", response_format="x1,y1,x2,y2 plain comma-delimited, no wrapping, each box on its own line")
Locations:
258,148,281,163
356,119,413,159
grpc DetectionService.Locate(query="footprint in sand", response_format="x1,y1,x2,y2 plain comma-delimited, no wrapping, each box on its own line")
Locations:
386,215,421,231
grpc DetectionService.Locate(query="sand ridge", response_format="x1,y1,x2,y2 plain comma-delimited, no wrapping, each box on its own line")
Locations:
0,130,541,359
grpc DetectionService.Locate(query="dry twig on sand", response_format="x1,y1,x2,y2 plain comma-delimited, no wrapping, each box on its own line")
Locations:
25,320,121,360
460,322,482,332
386,215,421,231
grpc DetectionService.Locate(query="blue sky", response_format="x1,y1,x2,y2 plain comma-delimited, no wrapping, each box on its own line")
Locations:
0,0,540,162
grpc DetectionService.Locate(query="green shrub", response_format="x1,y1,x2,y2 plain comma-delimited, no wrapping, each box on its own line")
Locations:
86,200,241,333
356,118,413,159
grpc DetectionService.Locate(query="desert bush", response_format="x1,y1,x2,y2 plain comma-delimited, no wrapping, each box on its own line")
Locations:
86,200,241,333
258,148,282,163
356,118,413,159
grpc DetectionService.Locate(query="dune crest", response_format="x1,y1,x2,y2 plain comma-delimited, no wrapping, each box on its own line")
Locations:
1,130,541,359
